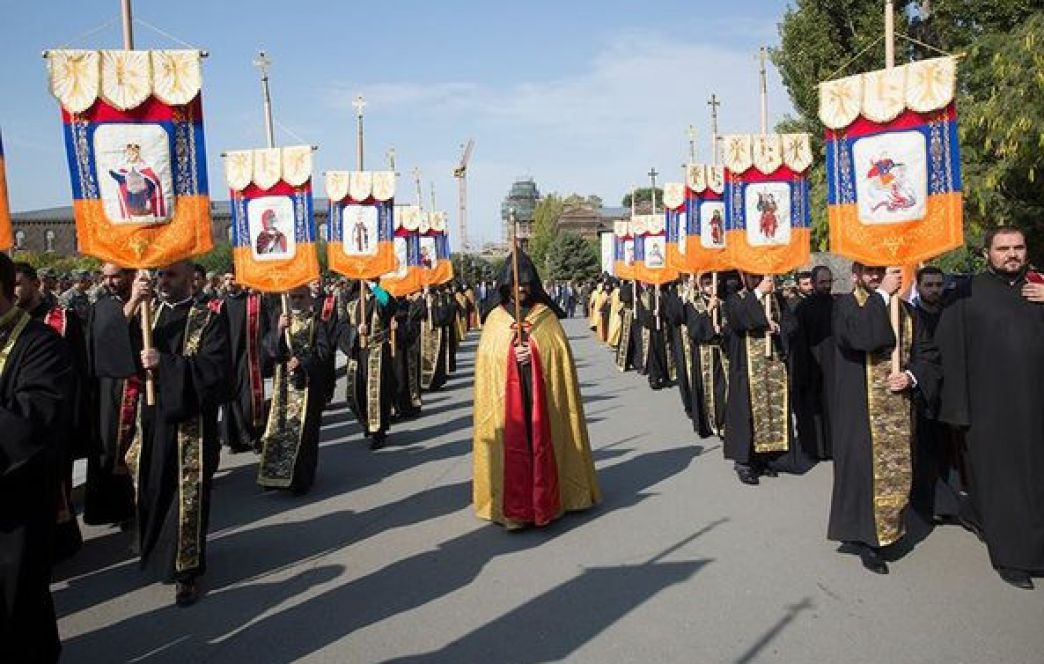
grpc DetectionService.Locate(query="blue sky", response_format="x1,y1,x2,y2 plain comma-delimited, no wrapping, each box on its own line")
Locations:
0,0,794,248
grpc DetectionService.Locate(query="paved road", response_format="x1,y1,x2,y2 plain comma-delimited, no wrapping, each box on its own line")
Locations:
54,319,1043,663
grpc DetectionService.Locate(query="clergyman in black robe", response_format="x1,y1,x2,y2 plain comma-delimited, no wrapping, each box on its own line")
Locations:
723,274,809,484
310,279,340,406
936,227,1044,589
0,254,71,663
909,265,963,522
791,265,836,461
827,265,939,575
83,264,138,527
640,285,670,389
687,273,728,439
125,262,232,606
665,281,694,420
257,286,329,494
219,277,269,453
342,283,396,449
14,261,84,563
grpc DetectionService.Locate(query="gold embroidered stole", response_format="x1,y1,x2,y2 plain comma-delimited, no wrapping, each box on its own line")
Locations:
0,310,30,381
365,304,387,434
125,305,212,573
693,296,721,436
258,312,315,488
615,307,632,372
854,287,915,546
420,316,442,389
743,292,789,453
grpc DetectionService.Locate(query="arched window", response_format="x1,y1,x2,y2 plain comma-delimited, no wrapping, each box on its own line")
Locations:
45,229,56,252
14,230,26,250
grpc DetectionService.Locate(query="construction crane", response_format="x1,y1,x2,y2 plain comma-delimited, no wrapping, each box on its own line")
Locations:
453,139,475,253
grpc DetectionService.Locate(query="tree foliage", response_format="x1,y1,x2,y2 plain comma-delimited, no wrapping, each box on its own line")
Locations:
195,241,234,274
546,232,601,282
451,252,498,285
773,1,1044,263
11,251,101,273
529,194,565,273
621,187,665,213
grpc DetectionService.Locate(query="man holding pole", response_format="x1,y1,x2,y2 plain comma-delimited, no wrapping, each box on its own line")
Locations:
123,262,232,605
828,264,939,575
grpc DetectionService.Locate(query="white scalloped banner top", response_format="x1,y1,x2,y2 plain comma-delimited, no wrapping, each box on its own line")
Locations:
325,170,396,202
614,221,631,238
662,182,686,210
223,145,313,191
46,49,203,113
396,204,422,231
630,214,664,236
686,164,725,194
428,211,448,234
721,133,813,175
818,56,957,130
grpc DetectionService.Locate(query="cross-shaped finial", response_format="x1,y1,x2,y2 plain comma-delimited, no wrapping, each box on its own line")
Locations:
253,50,271,79
386,146,396,171
352,94,366,118
648,167,659,184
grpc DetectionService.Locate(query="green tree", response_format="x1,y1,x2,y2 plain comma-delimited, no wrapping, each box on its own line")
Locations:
621,187,665,212
546,232,601,282
195,241,233,274
11,251,101,273
451,252,497,284
529,193,564,273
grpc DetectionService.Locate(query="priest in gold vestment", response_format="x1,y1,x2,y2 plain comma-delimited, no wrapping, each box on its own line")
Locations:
473,251,601,527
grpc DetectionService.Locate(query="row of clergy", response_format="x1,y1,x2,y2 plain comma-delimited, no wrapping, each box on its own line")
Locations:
0,254,480,662
587,227,1044,589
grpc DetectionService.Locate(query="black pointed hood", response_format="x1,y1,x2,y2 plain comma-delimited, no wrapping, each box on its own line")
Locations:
481,249,565,321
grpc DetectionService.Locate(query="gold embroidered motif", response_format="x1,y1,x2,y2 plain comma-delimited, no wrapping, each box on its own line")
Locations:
258,313,315,488
744,295,789,453
175,305,211,573
855,288,915,546
615,307,632,371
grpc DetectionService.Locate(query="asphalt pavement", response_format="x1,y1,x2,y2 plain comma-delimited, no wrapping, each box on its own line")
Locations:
54,318,1043,663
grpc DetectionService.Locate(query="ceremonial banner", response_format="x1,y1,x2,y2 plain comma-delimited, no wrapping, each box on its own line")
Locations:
381,204,423,297
0,130,11,251
46,50,212,266
419,211,454,286
684,164,731,272
820,56,963,265
612,221,635,280
632,213,679,285
663,181,689,273
723,133,812,275
224,145,319,292
324,170,397,279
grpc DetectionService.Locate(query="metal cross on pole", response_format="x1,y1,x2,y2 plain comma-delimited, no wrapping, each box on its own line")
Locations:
352,95,366,171
253,51,276,149
707,93,721,165
648,167,659,214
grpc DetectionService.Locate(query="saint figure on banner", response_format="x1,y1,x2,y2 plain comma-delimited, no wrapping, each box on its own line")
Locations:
709,208,725,246
647,241,665,268
757,192,779,239
420,245,434,269
866,156,917,213
108,143,166,220
255,209,288,255
353,216,370,253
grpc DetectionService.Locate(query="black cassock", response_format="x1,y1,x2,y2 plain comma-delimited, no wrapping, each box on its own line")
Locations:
937,271,1044,573
258,310,329,493
664,288,693,419
390,298,423,418
446,292,461,374
827,291,939,548
723,290,810,472
84,294,137,526
791,293,836,460
686,296,727,439
615,282,639,372
220,291,270,452
341,294,396,439
0,313,72,663
427,294,455,391
312,293,340,405
27,300,86,563
132,301,231,583
640,288,670,390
